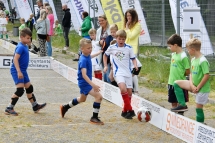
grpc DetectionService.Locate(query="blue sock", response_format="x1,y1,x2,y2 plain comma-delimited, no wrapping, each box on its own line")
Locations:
68,98,79,107
93,102,100,118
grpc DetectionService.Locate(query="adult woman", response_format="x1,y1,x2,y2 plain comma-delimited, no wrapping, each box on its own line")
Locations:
96,15,110,83
124,9,141,55
80,11,91,39
35,9,50,57
45,6,54,56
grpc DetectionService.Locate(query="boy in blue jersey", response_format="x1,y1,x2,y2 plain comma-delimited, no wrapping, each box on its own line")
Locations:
60,38,104,125
103,30,138,119
5,28,46,116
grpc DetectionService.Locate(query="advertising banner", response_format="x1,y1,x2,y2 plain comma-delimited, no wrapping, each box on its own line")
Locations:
120,0,151,44
9,0,20,19
14,0,32,22
43,0,58,20
100,0,124,30
1,0,9,11
169,0,213,55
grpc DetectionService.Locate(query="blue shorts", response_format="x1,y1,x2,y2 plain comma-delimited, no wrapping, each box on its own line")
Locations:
78,84,92,95
11,71,30,85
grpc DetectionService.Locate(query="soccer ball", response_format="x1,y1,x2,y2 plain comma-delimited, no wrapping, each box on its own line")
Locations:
137,107,152,122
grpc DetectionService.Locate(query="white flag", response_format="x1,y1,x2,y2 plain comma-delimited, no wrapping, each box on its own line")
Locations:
120,0,151,44
14,0,32,22
169,0,213,55
9,0,20,19
1,0,9,11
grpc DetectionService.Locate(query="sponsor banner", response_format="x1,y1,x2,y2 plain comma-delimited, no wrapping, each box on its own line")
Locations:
58,62,68,79
9,0,21,19
120,0,151,44
85,0,104,29
1,0,10,11
14,0,32,22
61,0,80,32
162,109,196,143
50,58,60,73
67,67,78,84
169,0,213,55
0,56,51,69
43,0,58,20
194,122,215,143
100,0,124,30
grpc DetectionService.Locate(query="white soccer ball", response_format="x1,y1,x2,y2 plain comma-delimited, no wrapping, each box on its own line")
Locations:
137,107,152,122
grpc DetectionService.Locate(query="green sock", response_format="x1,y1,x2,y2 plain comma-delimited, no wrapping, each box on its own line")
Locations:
196,108,204,122
173,83,186,106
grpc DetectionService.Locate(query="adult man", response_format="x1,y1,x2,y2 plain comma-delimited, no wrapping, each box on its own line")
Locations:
35,0,43,21
62,4,71,50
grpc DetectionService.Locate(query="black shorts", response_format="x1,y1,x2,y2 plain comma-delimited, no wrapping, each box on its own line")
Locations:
168,84,189,103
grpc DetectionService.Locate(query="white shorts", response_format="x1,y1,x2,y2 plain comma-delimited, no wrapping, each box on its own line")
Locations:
195,93,209,105
114,76,133,88
92,64,102,72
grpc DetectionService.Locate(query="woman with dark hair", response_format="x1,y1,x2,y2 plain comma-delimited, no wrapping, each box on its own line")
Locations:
80,11,92,39
124,9,141,56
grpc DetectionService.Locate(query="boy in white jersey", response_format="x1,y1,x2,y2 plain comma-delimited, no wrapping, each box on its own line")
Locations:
167,34,190,115
171,38,210,124
89,28,102,80
103,30,138,119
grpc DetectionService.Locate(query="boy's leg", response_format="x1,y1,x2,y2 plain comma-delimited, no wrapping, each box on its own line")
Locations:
195,93,209,123
25,82,46,113
132,75,139,94
5,83,24,116
89,89,104,125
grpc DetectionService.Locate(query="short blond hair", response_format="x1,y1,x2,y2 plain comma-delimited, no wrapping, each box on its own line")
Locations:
20,18,25,23
79,38,92,48
88,28,96,35
110,40,117,45
110,24,118,31
186,38,201,50
116,30,127,38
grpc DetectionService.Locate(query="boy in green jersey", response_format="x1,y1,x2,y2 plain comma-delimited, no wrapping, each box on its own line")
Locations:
167,34,190,115
171,38,210,123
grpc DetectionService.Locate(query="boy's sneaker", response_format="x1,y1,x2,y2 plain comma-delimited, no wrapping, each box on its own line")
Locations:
171,105,188,112
177,111,184,116
121,111,127,118
5,107,18,116
90,117,104,125
33,103,46,113
60,105,68,118
124,110,136,119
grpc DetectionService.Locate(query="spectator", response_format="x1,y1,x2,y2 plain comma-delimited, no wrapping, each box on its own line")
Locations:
124,9,142,56
62,4,71,50
19,18,26,40
36,0,43,21
0,7,6,38
43,2,50,8
80,11,92,39
96,15,110,83
45,6,54,57
54,20,63,36
26,13,35,42
35,9,50,57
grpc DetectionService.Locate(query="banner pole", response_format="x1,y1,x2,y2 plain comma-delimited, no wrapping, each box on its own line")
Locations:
176,0,180,35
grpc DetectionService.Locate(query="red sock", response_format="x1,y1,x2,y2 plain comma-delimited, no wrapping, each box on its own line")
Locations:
121,92,132,111
128,95,132,104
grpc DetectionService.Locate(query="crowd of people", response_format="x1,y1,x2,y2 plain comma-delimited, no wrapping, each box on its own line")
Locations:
4,0,210,126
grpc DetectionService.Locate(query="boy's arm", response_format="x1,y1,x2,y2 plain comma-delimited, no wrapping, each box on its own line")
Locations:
13,53,23,79
81,68,100,92
185,69,190,76
131,58,138,71
196,74,210,92
91,50,103,59
103,54,108,73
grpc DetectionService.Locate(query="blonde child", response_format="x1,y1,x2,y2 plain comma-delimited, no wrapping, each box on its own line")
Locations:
171,38,209,124
89,28,102,80
54,20,63,36
103,30,138,119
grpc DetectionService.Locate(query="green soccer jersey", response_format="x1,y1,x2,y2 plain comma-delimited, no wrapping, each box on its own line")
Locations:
168,52,190,85
55,24,63,35
191,56,210,92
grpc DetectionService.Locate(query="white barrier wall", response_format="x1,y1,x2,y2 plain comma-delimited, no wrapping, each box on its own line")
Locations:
1,39,215,143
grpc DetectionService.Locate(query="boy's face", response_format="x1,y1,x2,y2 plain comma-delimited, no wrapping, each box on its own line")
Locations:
116,36,126,47
186,46,195,56
81,43,92,56
89,33,96,40
20,35,31,45
110,30,117,38
168,44,177,52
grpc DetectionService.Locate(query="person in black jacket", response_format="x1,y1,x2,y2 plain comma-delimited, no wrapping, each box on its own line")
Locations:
62,4,71,50
36,0,43,21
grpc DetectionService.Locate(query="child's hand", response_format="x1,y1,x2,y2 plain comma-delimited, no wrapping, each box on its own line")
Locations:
17,71,23,79
103,66,108,73
99,40,104,46
92,84,100,92
191,84,198,93
134,66,138,72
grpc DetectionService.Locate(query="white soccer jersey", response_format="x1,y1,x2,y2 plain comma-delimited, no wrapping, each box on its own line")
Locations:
91,40,102,66
105,43,136,77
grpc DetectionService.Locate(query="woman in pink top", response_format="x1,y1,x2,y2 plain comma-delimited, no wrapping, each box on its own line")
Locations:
45,6,54,56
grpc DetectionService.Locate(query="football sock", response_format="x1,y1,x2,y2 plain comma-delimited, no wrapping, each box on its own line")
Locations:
111,81,118,87
122,92,132,111
173,83,186,106
93,102,100,118
8,97,19,108
128,95,132,104
32,102,38,107
132,75,139,92
196,108,204,122
68,98,79,108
